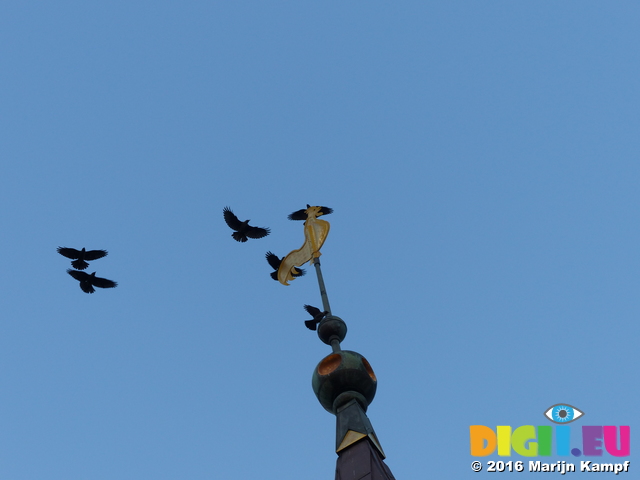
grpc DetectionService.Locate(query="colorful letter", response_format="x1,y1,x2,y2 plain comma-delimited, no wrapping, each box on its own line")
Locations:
604,426,630,457
583,426,603,456
537,426,552,456
470,426,496,456
497,426,511,456
512,426,537,456
556,426,570,456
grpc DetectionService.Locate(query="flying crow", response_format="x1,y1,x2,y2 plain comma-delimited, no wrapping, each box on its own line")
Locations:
265,251,305,281
57,247,108,270
288,205,333,221
303,304,328,330
67,269,118,294
223,207,270,242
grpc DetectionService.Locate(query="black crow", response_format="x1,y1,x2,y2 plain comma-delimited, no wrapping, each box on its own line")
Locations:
223,207,270,242
303,304,328,330
288,204,333,221
265,251,305,281
57,247,108,270
67,269,118,294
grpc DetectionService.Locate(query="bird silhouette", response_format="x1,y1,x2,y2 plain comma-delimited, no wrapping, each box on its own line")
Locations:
57,247,108,270
288,204,333,221
303,304,328,330
67,269,118,294
223,207,270,242
265,251,305,281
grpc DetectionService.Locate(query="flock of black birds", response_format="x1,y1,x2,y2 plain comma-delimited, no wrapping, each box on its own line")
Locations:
223,205,333,330
56,205,331,327
57,247,117,294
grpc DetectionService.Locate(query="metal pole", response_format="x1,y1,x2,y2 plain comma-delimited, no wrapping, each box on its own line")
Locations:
313,257,332,315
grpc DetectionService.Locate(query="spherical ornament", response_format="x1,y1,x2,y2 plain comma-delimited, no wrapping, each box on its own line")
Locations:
312,350,377,414
316,315,347,345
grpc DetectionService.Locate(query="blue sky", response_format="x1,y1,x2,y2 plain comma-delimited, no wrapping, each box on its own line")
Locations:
1,2,638,478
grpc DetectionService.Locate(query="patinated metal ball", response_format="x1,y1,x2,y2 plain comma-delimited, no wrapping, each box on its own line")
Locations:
312,350,377,414
317,315,347,345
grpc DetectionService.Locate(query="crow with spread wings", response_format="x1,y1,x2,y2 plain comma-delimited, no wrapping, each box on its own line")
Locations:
57,247,108,270
265,251,305,281
223,207,270,243
67,270,118,294
303,304,329,330
288,205,333,220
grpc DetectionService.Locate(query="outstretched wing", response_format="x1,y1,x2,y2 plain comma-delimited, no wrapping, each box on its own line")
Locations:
318,206,333,216
304,304,322,317
91,276,118,289
292,267,305,278
84,249,108,261
265,251,281,270
58,247,81,259
245,225,270,239
288,208,308,221
67,269,89,281
223,207,244,231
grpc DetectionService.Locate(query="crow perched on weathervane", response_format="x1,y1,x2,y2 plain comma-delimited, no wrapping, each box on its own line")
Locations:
303,304,329,330
265,251,305,281
67,270,118,294
57,247,108,270
288,204,333,221
223,207,270,243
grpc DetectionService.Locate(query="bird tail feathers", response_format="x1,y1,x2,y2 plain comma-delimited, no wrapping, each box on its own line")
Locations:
232,232,248,242
71,259,89,270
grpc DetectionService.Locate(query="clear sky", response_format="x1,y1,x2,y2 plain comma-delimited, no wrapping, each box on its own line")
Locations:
1,2,638,479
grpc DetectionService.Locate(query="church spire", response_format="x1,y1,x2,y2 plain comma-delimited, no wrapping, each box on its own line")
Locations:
266,204,397,478
310,257,397,479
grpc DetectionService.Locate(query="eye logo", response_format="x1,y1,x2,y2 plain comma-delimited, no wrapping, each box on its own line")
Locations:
544,404,584,424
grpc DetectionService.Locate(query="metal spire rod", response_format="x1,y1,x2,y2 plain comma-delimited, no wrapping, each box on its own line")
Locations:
313,257,332,316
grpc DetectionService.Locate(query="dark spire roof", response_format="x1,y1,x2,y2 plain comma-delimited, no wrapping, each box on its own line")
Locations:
333,396,396,480
335,437,396,480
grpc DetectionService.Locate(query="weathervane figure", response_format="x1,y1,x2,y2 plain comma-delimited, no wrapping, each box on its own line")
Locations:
277,205,332,285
